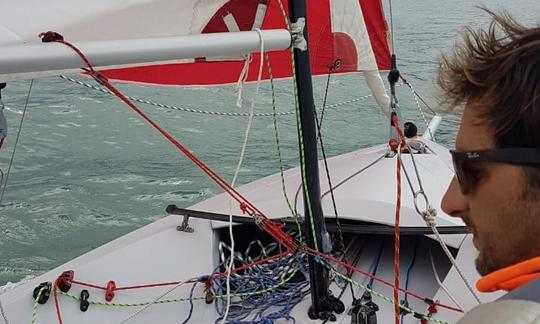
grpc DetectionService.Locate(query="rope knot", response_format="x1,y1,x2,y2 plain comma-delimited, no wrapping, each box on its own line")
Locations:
421,207,437,226
239,202,249,214
39,31,64,43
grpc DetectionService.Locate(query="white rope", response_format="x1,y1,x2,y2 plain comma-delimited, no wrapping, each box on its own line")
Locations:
118,279,192,324
235,54,253,108
59,76,395,117
422,207,482,304
429,248,464,311
397,149,482,304
222,28,265,324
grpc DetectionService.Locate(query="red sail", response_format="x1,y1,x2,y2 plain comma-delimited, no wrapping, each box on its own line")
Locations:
101,0,391,86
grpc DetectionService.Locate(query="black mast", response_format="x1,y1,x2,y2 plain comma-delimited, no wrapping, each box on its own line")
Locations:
288,0,344,320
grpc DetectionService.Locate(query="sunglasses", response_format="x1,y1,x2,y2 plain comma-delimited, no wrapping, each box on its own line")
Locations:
450,148,540,194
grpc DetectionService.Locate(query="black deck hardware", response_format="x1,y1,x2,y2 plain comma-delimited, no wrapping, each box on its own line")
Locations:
32,282,52,305
166,205,469,236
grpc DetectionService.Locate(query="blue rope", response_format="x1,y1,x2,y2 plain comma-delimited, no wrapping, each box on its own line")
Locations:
212,253,308,323
367,240,385,288
182,277,207,324
401,237,418,323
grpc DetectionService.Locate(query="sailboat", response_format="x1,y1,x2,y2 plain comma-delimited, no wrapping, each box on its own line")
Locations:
0,0,501,323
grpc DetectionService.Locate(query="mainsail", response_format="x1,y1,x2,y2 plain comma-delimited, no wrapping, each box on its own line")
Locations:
0,0,390,84
100,0,391,86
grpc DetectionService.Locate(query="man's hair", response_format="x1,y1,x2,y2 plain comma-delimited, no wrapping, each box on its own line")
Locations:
438,9,540,195
404,122,418,139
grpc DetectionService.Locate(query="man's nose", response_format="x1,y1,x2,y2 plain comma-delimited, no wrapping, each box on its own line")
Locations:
441,176,468,217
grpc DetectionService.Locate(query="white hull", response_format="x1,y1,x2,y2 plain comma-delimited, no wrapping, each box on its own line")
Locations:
0,140,499,323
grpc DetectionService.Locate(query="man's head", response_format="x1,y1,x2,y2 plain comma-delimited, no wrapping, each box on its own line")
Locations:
404,122,418,139
439,10,540,276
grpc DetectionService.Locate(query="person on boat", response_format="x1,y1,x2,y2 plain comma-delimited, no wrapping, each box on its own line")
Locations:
403,122,418,140
402,122,426,153
0,83,6,149
439,9,540,323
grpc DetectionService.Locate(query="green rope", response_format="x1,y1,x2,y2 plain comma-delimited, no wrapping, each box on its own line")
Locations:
275,0,319,251
31,286,46,324
330,269,452,324
55,268,301,309
265,53,303,239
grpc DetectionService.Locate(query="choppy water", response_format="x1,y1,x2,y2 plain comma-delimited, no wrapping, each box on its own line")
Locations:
0,0,538,286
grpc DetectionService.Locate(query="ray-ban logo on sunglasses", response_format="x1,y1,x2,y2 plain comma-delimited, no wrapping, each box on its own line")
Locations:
466,152,480,159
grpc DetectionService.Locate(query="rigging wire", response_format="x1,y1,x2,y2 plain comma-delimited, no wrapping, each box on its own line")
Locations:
429,248,464,311
401,237,419,323
400,76,436,140
313,67,344,254
387,0,396,55
0,79,33,206
367,239,385,289
222,28,266,324
397,146,481,304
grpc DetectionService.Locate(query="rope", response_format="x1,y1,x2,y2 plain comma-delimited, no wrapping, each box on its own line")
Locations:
400,76,436,115
30,286,47,324
59,75,377,117
118,279,194,323
0,79,33,206
222,28,266,324
53,280,64,324
314,108,344,254
235,55,252,108
400,76,436,140
266,53,301,236
40,31,466,322
423,208,482,304
394,140,482,304
387,0,396,54
303,245,462,313
41,32,298,252
314,66,344,254
402,237,419,323
320,152,387,199
319,258,452,324
394,131,403,324
430,249,464,311
182,278,205,324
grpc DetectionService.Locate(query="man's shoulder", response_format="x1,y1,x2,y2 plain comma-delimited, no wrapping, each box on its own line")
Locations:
502,277,540,303
456,300,540,324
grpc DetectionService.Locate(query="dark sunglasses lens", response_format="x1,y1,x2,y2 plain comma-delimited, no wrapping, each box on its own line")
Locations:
454,159,482,194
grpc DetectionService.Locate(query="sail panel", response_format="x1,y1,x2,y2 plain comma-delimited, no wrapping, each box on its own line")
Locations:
0,0,390,86
101,0,391,86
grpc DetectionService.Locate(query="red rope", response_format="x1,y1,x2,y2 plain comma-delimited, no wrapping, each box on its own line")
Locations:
391,113,408,324
53,280,64,324
394,150,402,324
38,32,297,251
43,33,463,316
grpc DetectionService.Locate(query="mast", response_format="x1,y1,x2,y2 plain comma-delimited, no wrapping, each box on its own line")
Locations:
288,0,344,320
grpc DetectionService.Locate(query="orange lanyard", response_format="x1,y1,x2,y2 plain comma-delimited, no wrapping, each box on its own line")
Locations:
477,256,540,292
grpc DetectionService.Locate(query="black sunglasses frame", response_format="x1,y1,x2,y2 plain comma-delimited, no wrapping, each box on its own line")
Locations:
450,148,540,194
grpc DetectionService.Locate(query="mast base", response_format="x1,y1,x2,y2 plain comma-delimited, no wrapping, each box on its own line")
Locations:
307,292,345,321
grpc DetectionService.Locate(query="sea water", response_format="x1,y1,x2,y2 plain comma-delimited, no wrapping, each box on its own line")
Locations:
0,0,538,286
